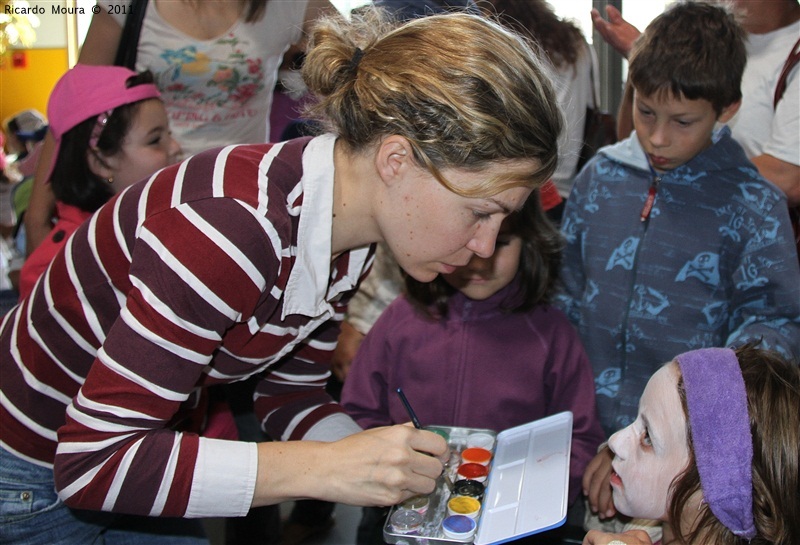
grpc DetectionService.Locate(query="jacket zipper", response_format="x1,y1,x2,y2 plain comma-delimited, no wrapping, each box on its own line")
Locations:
640,173,662,224
620,172,662,380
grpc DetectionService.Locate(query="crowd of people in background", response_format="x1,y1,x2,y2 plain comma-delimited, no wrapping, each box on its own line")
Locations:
0,1,797,545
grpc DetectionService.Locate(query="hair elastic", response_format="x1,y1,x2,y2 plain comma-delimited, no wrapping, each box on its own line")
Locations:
89,110,114,150
676,347,756,539
349,47,364,74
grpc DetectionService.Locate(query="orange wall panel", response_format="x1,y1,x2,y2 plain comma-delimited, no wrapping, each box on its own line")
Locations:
1,48,69,124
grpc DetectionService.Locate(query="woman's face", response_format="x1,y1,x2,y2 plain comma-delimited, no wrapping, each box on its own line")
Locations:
109,99,181,191
380,159,535,283
607,362,690,521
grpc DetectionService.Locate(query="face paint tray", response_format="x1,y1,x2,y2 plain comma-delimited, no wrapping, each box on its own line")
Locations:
383,411,573,544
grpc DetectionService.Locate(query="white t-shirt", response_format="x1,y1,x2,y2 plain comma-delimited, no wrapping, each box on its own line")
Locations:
550,41,596,198
727,19,800,166
100,0,308,157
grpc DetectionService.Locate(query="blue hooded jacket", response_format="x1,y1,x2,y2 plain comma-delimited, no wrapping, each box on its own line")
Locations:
557,127,800,436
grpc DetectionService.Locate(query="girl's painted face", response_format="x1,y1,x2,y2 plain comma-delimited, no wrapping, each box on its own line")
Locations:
108,99,181,191
381,159,535,283
441,219,522,300
608,362,690,521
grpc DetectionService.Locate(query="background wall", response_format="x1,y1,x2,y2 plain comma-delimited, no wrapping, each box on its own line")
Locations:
1,49,68,122
1,0,70,124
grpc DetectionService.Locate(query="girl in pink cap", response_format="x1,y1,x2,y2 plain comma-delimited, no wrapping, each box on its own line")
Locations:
17,64,181,298
583,343,800,545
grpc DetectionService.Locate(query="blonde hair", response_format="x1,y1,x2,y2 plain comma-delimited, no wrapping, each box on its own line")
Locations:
301,8,562,197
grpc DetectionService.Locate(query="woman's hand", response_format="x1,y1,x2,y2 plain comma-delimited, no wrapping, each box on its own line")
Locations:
253,423,448,507
582,444,616,519
583,529,653,545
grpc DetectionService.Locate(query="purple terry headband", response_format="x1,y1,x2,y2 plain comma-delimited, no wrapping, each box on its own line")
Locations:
676,347,756,539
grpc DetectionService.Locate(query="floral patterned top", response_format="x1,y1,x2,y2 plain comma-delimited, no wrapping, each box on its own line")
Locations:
101,0,308,157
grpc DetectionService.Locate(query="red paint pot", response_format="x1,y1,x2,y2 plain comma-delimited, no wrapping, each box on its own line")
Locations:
457,462,489,483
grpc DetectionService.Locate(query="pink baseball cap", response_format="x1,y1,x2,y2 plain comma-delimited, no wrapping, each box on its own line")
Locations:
46,64,161,179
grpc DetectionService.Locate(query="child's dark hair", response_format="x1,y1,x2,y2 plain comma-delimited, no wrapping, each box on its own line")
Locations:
405,190,562,319
488,0,586,70
670,342,800,544
628,1,746,114
51,70,155,212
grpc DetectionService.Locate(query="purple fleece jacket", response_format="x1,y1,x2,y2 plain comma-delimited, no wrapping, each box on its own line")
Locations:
341,280,605,504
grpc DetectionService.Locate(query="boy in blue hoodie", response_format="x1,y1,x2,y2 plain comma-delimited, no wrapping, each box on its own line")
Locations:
557,2,800,529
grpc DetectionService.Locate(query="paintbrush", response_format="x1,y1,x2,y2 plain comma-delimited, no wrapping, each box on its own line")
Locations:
396,388,454,492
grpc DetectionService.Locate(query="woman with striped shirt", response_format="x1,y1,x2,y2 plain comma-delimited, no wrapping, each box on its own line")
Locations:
0,8,563,544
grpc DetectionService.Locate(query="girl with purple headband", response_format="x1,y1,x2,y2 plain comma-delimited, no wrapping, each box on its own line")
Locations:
584,344,800,545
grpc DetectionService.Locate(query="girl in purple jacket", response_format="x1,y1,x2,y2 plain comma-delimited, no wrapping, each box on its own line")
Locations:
341,191,605,543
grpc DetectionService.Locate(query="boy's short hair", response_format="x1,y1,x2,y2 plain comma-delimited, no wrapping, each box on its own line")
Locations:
628,1,746,114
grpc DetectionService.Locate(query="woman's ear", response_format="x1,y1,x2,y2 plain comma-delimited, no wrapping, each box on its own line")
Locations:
375,135,414,187
86,148,117,181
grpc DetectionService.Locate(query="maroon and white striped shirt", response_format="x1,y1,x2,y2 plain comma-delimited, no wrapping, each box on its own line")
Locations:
0,135,373,518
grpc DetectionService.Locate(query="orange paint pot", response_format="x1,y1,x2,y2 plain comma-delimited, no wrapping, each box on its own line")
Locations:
461,447,492,466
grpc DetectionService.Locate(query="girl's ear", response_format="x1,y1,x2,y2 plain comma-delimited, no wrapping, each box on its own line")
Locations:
86,148,117,181
375,135,414,187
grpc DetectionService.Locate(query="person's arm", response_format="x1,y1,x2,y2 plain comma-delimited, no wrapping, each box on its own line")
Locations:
583,529,653,545
751,154,800,206
589,5,641,59
749,52,800,205
52,197,445,517
249,288,445,507
23,133,57,254
77,5,123,65
252,424,446,507
590,6,641,140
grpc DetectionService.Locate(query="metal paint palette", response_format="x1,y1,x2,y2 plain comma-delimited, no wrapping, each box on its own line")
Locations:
383,412,573,544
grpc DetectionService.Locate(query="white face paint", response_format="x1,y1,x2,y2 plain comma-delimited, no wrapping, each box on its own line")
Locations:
607,362,691,521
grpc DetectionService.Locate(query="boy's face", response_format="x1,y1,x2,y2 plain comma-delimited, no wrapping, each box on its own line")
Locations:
633,90,740,173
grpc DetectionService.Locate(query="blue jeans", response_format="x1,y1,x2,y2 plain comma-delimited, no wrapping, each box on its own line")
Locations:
0,446,208,544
